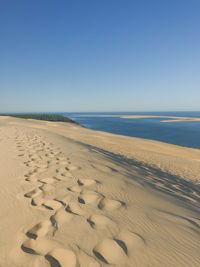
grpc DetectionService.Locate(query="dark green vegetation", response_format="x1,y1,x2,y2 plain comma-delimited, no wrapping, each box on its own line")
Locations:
0,114,77,123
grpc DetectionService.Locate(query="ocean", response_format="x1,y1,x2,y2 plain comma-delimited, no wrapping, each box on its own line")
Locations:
61,112,200,149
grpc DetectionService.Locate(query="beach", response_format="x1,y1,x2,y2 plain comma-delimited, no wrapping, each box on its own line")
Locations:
0,116,200,267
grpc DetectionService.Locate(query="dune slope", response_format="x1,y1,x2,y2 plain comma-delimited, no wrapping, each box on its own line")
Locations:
0,116,200,267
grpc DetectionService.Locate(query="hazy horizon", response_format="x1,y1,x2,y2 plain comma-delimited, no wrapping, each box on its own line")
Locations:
1,110,200,114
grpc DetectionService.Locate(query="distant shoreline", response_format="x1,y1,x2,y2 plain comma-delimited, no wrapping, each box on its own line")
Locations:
72,114,200,122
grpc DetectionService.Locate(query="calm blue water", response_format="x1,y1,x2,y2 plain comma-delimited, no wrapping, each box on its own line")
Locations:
60,112,200,149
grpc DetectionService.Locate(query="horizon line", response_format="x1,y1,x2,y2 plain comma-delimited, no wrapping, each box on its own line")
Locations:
1,110,200,114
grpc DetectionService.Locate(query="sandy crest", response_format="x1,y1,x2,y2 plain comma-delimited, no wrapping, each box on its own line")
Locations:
0,116,200,267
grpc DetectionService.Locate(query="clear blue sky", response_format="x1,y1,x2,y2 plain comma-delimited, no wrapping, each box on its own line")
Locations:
0,0,200,112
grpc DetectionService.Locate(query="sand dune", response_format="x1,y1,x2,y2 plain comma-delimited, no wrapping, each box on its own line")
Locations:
0,116,200,266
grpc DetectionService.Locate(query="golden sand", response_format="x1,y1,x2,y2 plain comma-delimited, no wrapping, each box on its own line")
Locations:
0,116,199,266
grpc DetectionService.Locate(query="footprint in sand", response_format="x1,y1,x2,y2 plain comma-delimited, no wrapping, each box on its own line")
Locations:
31,195,45,207
24,188,41,198
38,178,55,185
21,237,58,256
42,200,63,211
77,178,100,187
27,168,38,175
98,198,125,211
93,238,127,264
37,165,49,174
65,201,85,215
26,220,52,239
67,165,78,171
58,160,70,167
39,183,54,192
25,175,38,182
93,230,145,264
54,151,62,156
77,248,100,267
50,208,74,228
24,162,31,167
48,153,55,159
54,194,72,207
68,178,100,193
56,156,67,161
68,185,82,193
78,190,102,204
87,214,116,230
56,167,72,177
52,176,62,181
56,173,73,181
45,248,76,267
116,230,145,253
